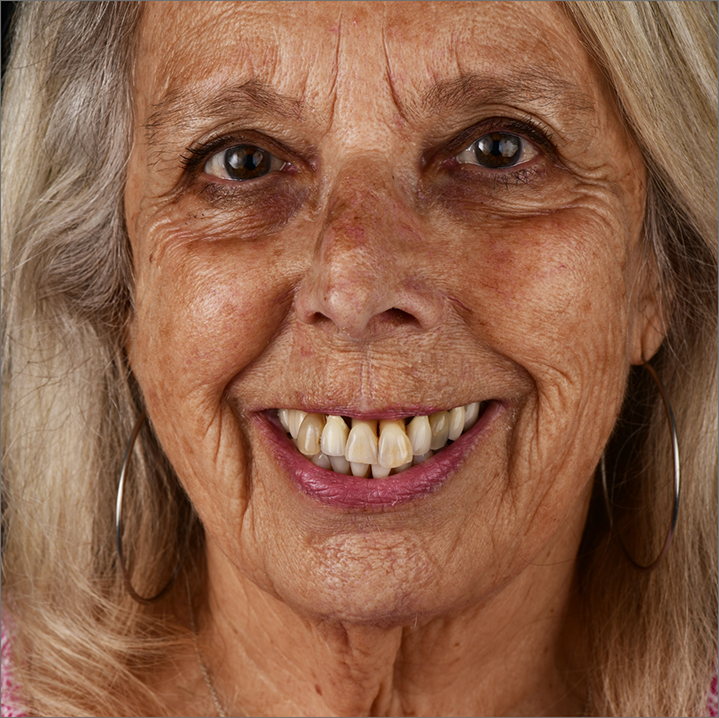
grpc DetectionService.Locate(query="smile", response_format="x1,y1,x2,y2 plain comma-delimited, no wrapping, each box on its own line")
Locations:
277,403,487,478
260,400,501,509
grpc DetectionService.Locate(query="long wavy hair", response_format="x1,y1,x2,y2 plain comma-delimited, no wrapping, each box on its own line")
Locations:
2,2,716,715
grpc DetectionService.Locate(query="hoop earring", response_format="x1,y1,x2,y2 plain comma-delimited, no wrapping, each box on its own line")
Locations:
115,410,190,603
601,361,681,571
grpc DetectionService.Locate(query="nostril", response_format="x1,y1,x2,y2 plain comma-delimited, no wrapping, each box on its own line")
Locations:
384,308,418,325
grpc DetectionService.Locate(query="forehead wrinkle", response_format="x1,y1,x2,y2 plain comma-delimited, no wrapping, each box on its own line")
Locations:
143,78,304,146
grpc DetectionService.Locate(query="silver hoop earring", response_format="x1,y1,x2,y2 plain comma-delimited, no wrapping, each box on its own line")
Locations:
115,410,189,603
601,361,681,571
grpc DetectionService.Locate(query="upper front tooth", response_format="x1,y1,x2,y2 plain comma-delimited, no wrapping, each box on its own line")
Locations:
378,419,413,468
448,406,465,441
288,409,307,439
297,413,325,455
321,415,349,457
429,411,450,450
406,415,432,456
345,420,378,464
278,409,291,433
464,401,480,431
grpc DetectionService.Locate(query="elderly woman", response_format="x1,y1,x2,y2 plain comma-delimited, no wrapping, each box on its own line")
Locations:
1,1,717,716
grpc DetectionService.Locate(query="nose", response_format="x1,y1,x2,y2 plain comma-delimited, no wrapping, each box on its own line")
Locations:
294,158,445,340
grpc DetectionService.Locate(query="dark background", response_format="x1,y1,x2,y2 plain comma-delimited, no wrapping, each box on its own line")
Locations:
2,1,17,77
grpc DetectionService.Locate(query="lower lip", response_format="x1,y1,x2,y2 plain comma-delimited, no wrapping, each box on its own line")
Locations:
257,402,503,510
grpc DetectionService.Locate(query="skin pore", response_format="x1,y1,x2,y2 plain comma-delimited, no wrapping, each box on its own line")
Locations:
124,2,663,715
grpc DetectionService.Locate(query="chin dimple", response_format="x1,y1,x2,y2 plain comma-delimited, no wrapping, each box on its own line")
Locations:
276,403,486,478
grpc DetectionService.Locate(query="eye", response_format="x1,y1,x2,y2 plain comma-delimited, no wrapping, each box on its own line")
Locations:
455,132,539,169
204,144,287,181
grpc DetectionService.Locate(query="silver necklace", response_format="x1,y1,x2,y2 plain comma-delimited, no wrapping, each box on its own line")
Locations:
185,576,228,718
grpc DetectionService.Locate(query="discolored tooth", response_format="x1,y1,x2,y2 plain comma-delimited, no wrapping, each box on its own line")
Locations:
378,419,413,468
392,460,413,474
406,415,432,456
371,464,392,479
278,409,291,433
297,413,325,456
330,455,351,475
345,420,379,464
429,411,450,450
464,402,480,431
350,461,370,478
321,415,350,457
288,410,307,440
311,452,332,470
448,406,465,441
412,450,433,465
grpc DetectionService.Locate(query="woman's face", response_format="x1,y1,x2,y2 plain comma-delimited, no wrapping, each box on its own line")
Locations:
126,1,659,622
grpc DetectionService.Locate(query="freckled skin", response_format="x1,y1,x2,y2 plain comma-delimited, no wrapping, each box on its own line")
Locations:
125,2,663,716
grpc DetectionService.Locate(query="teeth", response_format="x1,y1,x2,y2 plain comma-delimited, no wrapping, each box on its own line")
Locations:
279,401,486,477
377,419,413,468
321,415,349,457
297,413,325,455
429,411,450,450
392,460,413,474
448,406,465,441
406,415,432,456
464,401,480,431
350,461,370,478
288,409,307,440
278,408,291,433
345,419,379,465
311,452,332,470
412,450,433,465
329,455,351,475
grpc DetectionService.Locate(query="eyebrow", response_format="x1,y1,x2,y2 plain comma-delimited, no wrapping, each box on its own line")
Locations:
143,69,596,146
143,79,303,144
421,69,596,120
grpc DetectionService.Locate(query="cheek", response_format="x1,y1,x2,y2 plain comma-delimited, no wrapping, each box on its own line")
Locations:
128,237,289,423
465,210,630,377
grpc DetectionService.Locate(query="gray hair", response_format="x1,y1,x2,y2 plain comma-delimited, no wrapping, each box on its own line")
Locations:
2,2,716,715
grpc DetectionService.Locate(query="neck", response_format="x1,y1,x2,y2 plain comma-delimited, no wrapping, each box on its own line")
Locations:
197,538,589,717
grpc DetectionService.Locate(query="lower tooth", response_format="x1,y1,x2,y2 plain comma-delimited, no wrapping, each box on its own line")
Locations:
311,452,332,470
413,450,433,465
330,455,351,474
350,461,370,478
371,464,392,478
392,460,413,475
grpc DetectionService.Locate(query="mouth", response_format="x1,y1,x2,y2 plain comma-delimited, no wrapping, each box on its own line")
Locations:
258,400,502,509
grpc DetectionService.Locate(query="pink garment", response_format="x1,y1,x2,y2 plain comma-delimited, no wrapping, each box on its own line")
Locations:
1,619,26,717
0,618,717,717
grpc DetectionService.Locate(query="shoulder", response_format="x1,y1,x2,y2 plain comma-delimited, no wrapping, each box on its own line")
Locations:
1,618,27,718
707,670,718,718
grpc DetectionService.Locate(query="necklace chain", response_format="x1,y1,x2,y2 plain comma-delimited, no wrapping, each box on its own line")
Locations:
185,576,227,718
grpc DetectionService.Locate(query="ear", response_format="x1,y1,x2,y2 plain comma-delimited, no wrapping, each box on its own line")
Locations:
628,261,668,365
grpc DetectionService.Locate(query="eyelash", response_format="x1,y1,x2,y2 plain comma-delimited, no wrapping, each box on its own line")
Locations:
180,116,556,188
444,116,556,179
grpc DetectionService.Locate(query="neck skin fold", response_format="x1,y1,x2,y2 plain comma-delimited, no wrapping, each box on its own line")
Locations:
197,500,591,718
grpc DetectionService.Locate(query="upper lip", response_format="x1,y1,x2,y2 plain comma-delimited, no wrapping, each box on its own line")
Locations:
260,401,492,421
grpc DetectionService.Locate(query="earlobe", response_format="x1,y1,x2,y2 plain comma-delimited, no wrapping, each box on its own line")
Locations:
629,292,667,365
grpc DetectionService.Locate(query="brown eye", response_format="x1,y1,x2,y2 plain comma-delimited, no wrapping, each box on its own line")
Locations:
456,132,538,169
205,144,286,181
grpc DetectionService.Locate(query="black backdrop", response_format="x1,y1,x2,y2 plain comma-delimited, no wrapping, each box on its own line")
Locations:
2,1,16,77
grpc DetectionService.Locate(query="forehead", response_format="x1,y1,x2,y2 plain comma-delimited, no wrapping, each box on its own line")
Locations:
135,1,604,132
